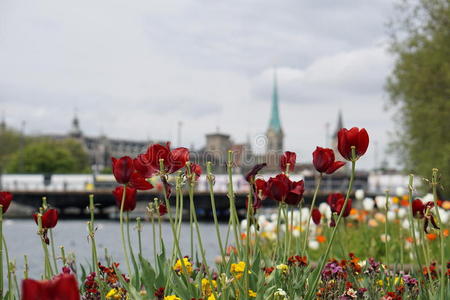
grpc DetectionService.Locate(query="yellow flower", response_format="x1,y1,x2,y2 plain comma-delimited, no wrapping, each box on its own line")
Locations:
201,278,217,296
106,288,122,299
248,289,257,297
231,261,249,279
207,294,216,300
377,280,384,286
164,296,181,300
173,257,193,274
276,264,289,274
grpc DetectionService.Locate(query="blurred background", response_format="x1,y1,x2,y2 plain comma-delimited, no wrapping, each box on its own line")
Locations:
0,0,448,215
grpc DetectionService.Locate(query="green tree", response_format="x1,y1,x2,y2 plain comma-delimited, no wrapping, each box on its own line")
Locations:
6,138,90,174
0,128,25,170
386,0,450,196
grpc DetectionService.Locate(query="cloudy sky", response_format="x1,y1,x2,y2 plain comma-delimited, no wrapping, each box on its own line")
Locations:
0,0,399,170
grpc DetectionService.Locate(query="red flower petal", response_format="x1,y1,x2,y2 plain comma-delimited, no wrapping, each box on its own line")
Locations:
312,147,334,173
22,274,79,300
112,186,137,212
168,147,189,173
325,161,346,174
111,156,134,184
0,191,13,214
312,208,321,225
146,143,171,171
280,151,296,173
129,172,154,190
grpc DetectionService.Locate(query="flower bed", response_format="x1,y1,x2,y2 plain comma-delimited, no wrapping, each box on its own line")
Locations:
0,127,448,299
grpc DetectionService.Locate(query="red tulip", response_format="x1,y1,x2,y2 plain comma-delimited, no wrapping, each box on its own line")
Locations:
411,199,439,233
311,208,321,225
0,191,13,214
267,174,304,206
111,156,134,184
312,147,345,174
186,163,202,180
146,143,189,174
245,163,266,183
128,172,154,190
158,203,168,216
327,193,352,217
21,273,80,300
112,186,137,211
255,179,268,200
337,127,369,161
412,199,426,218
133,154,157,178
33,209,59,229
280,151,296,173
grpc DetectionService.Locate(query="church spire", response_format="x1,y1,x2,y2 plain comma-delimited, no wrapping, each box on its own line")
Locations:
268,70,282,132
265,70,284,154
335,109,344,136
70,109,83,138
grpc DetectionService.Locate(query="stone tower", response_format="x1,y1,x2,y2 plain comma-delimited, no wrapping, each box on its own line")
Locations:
266,71,284,154
69,113,83,138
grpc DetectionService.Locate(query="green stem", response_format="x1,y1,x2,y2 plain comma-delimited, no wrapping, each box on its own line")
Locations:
23,255,28,279
384,190,390,267
89,194,99,272
283,204,289,260
37,213,53,279
272,203,282,261
159,160,192,292
244,183,253,300
431,168,445,300
136,217,142,258
307,154,356,299
49,229,58,272
302,174,322,255
190,185,194,258
60,246,66,266
2,236,11,299
126,212,138,268
150,209,157,267
206,162,226,264
119,185,132,276
186,162,217,299
227,151,241,254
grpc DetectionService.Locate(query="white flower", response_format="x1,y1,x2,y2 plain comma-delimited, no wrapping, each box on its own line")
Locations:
264,222,276,232
319,202,331,219
438,208,448,223
309,240,319,250
274,288,288,300
257,215,267,225
375,196,386,209
395,187,405,197
387,211,396,221
270,213,278,222
240,219,248,231
402,219,410,230
398,208,407,219
292,228,300,238
380,234,391,243
362,197,375,211
423,193,434,203
355,189,365,200
300,208,309,222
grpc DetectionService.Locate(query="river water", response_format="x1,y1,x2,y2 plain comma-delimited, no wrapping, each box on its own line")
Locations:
3,219,230,279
